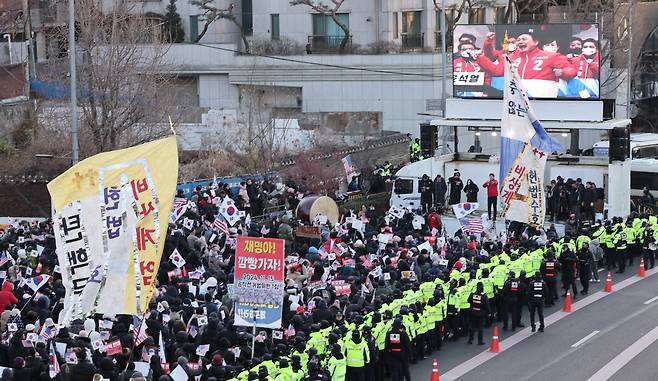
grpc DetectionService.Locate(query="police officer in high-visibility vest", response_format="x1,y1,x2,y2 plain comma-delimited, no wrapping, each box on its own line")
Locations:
479,268,496,326
385,317,412,381
615,225,627,273
624,222,637,266
302,362,327,381
274,359,295,381
326,344,347,381
467,282,489,345
446,280,460,341
502,271,524,331
527,272,547,332
344,330,369,381
410,138,423,162
379,161,393,178
642,223,656,270
540,251,561,306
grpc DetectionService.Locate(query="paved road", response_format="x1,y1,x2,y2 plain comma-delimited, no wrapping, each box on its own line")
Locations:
409,264,658,380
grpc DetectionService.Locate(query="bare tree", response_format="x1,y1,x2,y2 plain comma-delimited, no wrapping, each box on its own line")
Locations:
282,151,343,195
198,85,300,174
41,0,178,153
190,1,250,52
290,0,351,52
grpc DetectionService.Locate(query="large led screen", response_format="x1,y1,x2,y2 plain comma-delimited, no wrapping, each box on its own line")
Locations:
453,24,600,99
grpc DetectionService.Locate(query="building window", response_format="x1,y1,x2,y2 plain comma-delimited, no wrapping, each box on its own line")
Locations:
311,13,349,48
190,15,199,42
401,11,422,49
271,14,280,40
393,12,398,39
495,7,508,24
468,8,485,24
242,0,253,36
435,9,455,51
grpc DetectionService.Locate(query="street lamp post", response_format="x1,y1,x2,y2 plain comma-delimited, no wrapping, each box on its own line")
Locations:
69,0,79,165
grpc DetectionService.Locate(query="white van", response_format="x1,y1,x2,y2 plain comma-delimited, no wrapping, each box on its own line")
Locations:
591,133,658,159
389,154,498,210
630,158,658,198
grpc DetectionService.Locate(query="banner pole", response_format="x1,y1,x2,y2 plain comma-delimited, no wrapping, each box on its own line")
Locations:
251,307,257,360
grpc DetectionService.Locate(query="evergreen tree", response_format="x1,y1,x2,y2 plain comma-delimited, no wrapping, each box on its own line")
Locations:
163,0,184,43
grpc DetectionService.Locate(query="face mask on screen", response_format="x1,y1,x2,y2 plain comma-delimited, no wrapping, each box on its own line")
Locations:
543,45,558,53
582,47,596,57
507,43,516,52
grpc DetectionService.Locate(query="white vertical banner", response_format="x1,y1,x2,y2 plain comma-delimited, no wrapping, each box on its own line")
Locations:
501,143,548,226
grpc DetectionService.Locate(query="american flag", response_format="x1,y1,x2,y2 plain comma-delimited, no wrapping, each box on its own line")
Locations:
213,215,230,236
132,315,148,347
459,217,484,234
40,325,57,341
341,154,354,175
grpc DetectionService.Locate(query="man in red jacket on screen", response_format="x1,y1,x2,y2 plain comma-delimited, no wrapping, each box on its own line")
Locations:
478,30,576,98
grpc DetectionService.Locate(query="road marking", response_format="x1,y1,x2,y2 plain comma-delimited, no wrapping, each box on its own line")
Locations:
571,330,600,348
585,326,658,381
643,296,658,305
441,266,658,381
519,301,658,381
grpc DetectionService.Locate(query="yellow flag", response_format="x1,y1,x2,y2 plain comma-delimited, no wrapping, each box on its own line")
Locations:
48,137,178,323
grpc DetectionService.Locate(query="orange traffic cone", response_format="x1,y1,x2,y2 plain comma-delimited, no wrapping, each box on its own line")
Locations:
562,290,573,312
604,272,612,292
638,258,646,278
429,358,440,381
488,326,500,353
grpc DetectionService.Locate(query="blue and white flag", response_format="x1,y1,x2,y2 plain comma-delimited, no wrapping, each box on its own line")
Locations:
499,57,562,183
341,154,354,176
500,57,558,226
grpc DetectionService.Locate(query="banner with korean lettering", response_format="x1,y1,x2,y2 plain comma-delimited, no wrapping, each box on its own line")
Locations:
501,143,547,226
234,236,285,329
47,137,178,324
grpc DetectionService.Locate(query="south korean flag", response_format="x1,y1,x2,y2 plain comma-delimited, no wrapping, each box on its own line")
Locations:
169,249,186,269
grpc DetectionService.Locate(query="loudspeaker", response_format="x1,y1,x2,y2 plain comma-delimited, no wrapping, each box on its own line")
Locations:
602,99,615,120
609,127,630,163
419,123,438,158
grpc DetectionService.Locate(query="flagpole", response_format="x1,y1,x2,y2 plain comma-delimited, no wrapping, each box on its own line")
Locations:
20,292,39,313
251,307,258,360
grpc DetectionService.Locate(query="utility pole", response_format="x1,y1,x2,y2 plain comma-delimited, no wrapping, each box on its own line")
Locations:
440,0,447,111
440,0,448,155
69,0,79,165
25,0,36,80
626,0,633,119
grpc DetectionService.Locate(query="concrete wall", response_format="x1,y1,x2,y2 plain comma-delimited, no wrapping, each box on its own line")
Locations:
162,44,445,137
0,101,31,132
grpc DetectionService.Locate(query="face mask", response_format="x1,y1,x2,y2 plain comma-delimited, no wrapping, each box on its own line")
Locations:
582,47,596,57
543,45,558,53
507,43,516,52
570,47,582,55
461,50,474,60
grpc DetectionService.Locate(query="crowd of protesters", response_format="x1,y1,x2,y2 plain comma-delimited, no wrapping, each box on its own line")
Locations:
0,172,655,381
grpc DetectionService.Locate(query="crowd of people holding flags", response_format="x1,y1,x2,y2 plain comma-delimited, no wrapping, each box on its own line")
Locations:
0,18,643,381
0,179,656,381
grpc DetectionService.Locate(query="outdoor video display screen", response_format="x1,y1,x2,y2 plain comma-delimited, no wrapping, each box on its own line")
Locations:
452,24,600,99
